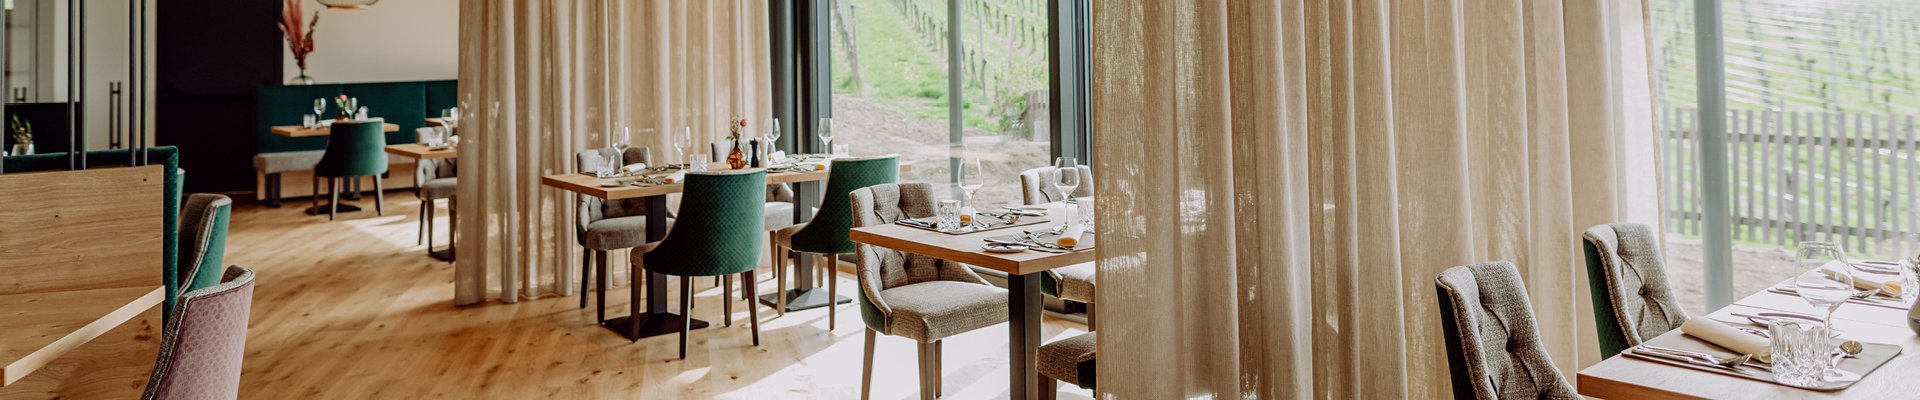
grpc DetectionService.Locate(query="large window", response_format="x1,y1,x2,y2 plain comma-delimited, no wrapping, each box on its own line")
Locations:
829,0,1061,209
1655,0,1920,313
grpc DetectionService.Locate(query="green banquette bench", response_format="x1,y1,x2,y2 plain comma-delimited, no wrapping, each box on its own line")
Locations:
254,80,456,206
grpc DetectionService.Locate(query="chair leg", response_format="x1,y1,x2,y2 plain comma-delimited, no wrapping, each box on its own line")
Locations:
579,248,592,309
372,176,386,216
679,276,692,360
329,178,340,220
311,176,320,213
745,271,760,346
723,275,733,327
918,341,937,400
934,340,943,395
1040,379,1058,400
266,173,283,207
776,249,790,315
827,253,838,330
862,329,877,400
427,201,437,248
596,250,608,323
417,201,429,246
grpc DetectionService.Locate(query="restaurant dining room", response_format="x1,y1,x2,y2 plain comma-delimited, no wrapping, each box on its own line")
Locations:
9,0,1920,399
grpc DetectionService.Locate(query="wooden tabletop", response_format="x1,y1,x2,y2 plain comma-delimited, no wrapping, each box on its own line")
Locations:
0,286,163,387
270,122,401,137
541,164,831,200
850,201,1093,276
385,144,457,160
424,118,447,127
1577,277,1920,398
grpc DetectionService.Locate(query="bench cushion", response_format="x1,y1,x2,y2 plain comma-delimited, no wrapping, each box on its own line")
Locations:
254,150,416,175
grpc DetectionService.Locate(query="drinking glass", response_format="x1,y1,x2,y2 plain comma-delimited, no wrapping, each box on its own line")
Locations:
1902,251,1920,302
958,159,985,225
690,154,710,172
302,114,317,129
613,126,631,156
1053,157,1082,202
1769,319,1836,386
312,98,327,120
766,118,782,149
935,200,963,232
1795,241,1855,326
674,126,693,166
834,144,851,156
443,107,460,129
356,106,369,120
817,118,835,154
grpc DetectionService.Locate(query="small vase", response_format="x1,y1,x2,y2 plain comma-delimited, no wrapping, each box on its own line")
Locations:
10,144,31,155
727,142,748,169
290,70,316,85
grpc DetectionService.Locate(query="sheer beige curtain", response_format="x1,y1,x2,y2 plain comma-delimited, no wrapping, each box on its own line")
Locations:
454,0,771,305
1090,0,1660,397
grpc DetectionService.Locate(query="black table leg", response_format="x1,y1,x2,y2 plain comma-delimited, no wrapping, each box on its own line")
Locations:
1009,273,1042,400
600,194,709,341
757,180,850,311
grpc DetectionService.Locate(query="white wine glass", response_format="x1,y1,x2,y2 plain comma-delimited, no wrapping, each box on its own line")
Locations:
613,126,632,163
675,126,694,167
443,107,460,130
817,118,834,155
1794,241,1855,327
766,118,782,152
1053,157,1081,203
959,158,985,202
312,98,327,122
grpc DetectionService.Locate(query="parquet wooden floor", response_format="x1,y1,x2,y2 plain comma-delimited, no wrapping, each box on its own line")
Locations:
182,195,1090,399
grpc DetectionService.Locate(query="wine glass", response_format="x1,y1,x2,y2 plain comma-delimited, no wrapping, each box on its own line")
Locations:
1794,241,1855,327
766,118,782,152
443,107,460,129
959,158,985,202
674,126,693,166
1053,157,1082,203
312,98,327,122
613,126,632,166
817,118,834,155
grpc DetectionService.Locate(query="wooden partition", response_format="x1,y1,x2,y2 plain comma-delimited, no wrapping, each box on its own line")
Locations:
0,165,167,397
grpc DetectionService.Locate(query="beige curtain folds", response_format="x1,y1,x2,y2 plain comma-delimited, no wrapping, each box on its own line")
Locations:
1091,0,1661,397
455,0,772,305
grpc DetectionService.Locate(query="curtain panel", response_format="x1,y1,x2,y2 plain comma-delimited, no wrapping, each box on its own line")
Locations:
1090,0,1661,397
455,0,772,305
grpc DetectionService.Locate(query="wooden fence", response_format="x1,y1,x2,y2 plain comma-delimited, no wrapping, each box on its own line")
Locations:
1662,108,1920,257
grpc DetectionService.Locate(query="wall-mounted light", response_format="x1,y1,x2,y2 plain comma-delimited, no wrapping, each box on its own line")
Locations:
316,0,378,10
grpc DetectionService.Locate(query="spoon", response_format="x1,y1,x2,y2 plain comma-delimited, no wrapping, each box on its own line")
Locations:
1830,340,1865,366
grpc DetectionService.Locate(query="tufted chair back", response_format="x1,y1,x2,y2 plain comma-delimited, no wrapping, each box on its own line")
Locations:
177,194,233,296
1435,261,1578,400
142,266,255,400
573,147,658,242
1581,223,1690,359
1018,166,1094,205
851,183,989,334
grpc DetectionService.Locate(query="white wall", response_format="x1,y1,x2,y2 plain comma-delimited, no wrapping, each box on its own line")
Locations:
282,0,458,84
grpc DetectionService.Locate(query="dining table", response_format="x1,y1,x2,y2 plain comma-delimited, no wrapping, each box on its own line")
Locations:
269,122,401,137
849,199,1096,400
540,161,845,341
1577,267,1920,398
386,144,459,261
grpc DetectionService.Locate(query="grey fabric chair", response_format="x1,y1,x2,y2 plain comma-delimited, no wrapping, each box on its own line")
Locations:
1435,261,1578,400
1582,223,1690,359
177,194,233,296
414,131,458,252
1037,332,1096,400
853,183,1008,400
141,266,255,400
574,147,669,312
1018,165,1098,327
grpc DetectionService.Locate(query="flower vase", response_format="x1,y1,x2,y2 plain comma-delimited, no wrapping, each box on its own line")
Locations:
727,142,748,170
9,144,31,156
290,70,316,85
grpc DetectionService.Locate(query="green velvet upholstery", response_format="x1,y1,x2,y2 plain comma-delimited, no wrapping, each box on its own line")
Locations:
1582,240,1632,359
2,147,187,320
343,83,429,147
314,120,389,178
255,80,454,155
787,155,899,255
179,194,232,295
641,169,767,277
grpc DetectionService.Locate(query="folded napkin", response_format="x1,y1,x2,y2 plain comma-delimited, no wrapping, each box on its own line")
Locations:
618,163,648,174
1824,263,1901,294
661,172,687,184
771,151,788,163
1057,223,1087,248
1680,319,1772,361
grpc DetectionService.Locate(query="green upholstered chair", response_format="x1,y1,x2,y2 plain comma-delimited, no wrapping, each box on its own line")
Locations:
852,182,1007,399
178,194,233,296
312,120,389,220
636,168,768,360
575,147,667,313
1019,165,1099,329
772,155,899,328
709,139,801,296
1582,223,1690,359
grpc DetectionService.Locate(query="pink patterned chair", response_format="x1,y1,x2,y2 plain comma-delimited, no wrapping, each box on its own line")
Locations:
141,266,256,400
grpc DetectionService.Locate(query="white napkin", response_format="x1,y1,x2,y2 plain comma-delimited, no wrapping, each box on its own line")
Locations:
1679,319,1772,360
1057,223,1088,248
661,172,687,184
1823,263,1900,293
618,163,648,174
771,151,788,163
